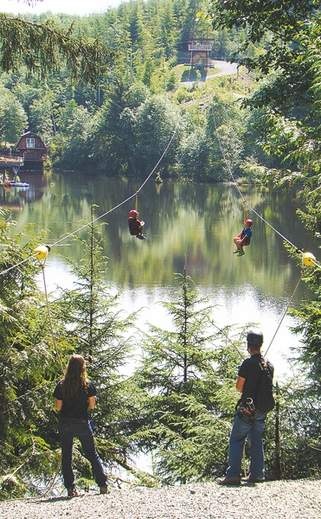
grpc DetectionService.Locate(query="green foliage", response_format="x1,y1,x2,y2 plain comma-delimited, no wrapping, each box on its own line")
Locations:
0,86,27,143
0,14,113,83
0,0,254,176
54,209,139,478
92,81,181,176
211,0,321,382
132,272,241,483
290,267,321,386
52,102,94,168
264,385,321,479
179,128,209,179
0,218,65,496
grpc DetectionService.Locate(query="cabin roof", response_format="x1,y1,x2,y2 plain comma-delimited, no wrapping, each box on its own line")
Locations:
16,131,47,150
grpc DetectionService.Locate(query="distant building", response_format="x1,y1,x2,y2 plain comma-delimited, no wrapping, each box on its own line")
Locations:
16,131,47,171
188,39,213,68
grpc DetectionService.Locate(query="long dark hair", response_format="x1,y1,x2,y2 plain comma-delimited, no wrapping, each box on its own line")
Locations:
62,354,89,399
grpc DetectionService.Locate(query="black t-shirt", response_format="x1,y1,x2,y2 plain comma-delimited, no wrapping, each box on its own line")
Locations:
238,354,273,405
53,380,96,419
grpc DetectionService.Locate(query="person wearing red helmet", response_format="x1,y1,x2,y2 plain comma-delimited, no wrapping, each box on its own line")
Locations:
128,209,146,240
233,218,253,256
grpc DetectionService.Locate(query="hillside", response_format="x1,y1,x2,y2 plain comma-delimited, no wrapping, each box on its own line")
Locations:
1,479,320,519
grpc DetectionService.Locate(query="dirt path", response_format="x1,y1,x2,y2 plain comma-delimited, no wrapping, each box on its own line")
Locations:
207,60,238,79
180,59,238,86
1,479,320,519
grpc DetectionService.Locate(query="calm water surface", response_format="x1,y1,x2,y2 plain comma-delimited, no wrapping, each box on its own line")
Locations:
2,172,319,379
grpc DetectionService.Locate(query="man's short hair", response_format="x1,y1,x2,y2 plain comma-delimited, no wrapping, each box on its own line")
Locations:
247,330,263,348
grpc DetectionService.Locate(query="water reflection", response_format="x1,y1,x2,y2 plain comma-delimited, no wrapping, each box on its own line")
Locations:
0,173,47,211
9,172,319,378
12,173,317,300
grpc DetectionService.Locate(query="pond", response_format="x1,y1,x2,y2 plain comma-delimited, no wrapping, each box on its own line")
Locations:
1,172,318,380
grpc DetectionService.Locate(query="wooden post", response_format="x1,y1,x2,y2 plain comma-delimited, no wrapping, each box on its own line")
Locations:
274,382,282,479
182,268,188,384
89,204,95,357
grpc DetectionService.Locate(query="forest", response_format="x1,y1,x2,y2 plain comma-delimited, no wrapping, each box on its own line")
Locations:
0,0,320,499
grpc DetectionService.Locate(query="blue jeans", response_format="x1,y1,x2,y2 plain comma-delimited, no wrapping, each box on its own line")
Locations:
59,418,106,489
226,412,266,480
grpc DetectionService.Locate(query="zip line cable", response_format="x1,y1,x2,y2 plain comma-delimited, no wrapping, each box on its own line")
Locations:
250,207,298,251
51,128,178,248
0,121,180,413
0,126,178,277
211,111,321,267
212,110,321,354
1,71,319,400
264,274,302,357
0,111,179,417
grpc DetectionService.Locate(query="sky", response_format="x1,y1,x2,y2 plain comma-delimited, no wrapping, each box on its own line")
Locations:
0,0,121,16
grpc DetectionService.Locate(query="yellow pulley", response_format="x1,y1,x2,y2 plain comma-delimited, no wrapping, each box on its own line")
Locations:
34,244,51,262
302,252,316,268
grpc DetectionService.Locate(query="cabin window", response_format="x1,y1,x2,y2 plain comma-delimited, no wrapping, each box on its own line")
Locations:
26,137,36,149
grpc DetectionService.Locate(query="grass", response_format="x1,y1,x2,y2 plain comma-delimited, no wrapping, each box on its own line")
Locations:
170,64,255,109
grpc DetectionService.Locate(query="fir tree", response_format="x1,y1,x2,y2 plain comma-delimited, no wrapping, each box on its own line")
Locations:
0,211,65,498
55,206,135,478
132,271,241,483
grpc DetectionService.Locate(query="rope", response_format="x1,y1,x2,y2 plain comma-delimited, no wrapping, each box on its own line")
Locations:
0,126,178,277
250,207,298,250
264,274,302,356
40,262,54,337
212,110,318,257
242,201,249,223
211,109,320,355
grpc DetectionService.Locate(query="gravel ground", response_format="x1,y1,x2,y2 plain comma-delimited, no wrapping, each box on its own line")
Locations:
0,480,320,519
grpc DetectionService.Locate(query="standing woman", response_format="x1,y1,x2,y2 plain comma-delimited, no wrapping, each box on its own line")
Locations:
54,354,107,497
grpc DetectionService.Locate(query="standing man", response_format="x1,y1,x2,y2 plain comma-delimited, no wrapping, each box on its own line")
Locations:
220,330,274,485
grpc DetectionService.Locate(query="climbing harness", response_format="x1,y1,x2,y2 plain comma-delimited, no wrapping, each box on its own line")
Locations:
128,209,146,239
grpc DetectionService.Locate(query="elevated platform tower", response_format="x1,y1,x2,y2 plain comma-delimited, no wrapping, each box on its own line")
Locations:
188,39,213,68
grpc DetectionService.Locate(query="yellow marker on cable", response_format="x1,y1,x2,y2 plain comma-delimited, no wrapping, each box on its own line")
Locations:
302,252,316,268
34,244,51,262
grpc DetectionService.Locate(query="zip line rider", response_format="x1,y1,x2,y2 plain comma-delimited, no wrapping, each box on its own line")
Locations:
233,218,253,256
128,209,146,240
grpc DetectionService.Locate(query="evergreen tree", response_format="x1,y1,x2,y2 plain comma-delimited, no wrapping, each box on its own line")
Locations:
0,11,112,82
132,271,241,483
55,207,136,478
0,212,65,498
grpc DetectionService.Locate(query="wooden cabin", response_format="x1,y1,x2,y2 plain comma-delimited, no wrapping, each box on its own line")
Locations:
16,131,47,171
188,39,213,68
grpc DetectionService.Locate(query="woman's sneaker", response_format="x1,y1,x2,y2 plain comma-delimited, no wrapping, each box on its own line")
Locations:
100,485,108,495
67,487,79,498
218,477,241,486
243,476,265,483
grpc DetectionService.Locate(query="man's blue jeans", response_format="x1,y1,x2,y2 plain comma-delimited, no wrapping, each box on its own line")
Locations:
59,418,106,489
226,412,266,480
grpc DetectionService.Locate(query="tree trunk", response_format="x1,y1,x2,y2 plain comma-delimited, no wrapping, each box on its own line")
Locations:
183,269,188,384
0,380,8,443
273,382,282,479
89,205,95,357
